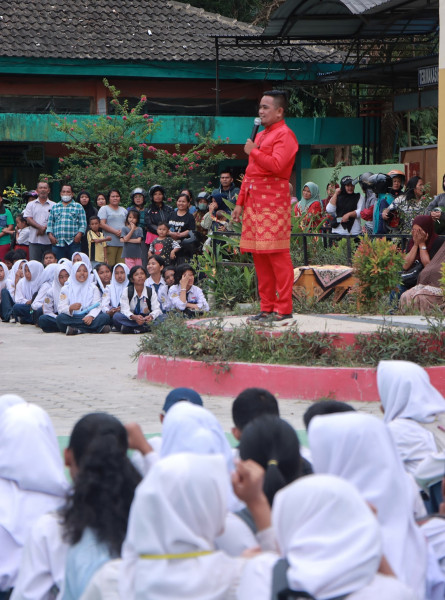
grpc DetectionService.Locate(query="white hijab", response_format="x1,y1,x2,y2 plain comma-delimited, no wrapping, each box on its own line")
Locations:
0,403,69,545
0,261,9,292
308,412,427,597
72,251,92,273
160,402,241,511
53,263,72,312
272,474,381,600
378,360,445,423
109,263,130,307
36,263,58,288
20,260,44,299
122,453,243,600
8,258,26,281
0,394,25,418
62,261,95,308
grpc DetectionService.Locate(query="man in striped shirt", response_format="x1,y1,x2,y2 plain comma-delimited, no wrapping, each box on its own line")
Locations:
47,184,87,261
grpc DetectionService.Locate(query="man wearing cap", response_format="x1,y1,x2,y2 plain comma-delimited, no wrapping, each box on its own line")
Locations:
232,90,298,323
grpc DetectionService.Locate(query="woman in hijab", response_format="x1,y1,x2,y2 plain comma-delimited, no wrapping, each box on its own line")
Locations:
294,182,323,228
76,191,97,255
55,261,111,335
38,262,71,333
401,215,443,288
82,453,246,600
1,258,26,322
100,263,130,322
308,412,428,598
0,403,68,596
236,474,416,600
326,175,362,238
12,260,44,324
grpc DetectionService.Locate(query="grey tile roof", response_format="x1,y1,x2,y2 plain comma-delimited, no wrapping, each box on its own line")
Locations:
0,0,339,64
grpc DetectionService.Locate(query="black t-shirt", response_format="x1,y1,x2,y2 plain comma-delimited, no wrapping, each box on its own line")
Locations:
168,211,196,233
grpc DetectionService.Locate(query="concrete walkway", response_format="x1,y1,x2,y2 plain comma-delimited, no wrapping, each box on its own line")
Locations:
1,320,382,436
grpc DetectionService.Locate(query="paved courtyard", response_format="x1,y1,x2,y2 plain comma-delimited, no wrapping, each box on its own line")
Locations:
1,320,384,437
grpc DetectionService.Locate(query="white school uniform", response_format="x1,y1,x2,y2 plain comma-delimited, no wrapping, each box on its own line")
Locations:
58,262,101,319
119,284,162,321
168,284,209,312
118,453,246,600
378,360,445,475
16,226,30,246
237,474,416,600
0,261,10,295
43,264,72,318
6,259,27,300
100,263,129,313
0,403,68,592
31,264,58,311
145,275,169,312
308,412,428,599
14,260,44,304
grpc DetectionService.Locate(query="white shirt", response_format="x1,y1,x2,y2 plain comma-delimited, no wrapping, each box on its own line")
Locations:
58,284,102,318
119,285,162,321
23,199,55,245
145,276,170,312
326,200,362,236
168,284,209,311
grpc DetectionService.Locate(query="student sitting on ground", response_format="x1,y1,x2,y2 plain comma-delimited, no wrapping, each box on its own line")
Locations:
168,263,209,318
1,258,26,322
56,261,111,335
42,250,57,266
100,263,129,323
12,260,44,324
38,263,71,333
93,262,112,297
146,255,169,313
112,265,163,334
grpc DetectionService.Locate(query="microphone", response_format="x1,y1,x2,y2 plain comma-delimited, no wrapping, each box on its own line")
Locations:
250,117,261,141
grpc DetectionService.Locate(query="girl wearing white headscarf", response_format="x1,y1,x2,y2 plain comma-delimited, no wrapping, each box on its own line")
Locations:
30,263,58,314
308,412,428,599
378,360,445,475
0,403,68,595
55,261,111,335
0,393,25,418
0,261,9,293
82,453,246,600
38,263,72,333
101,263,129,319
1,259,26,321
71,251,92,273
237,474,416,600
12,260,44,324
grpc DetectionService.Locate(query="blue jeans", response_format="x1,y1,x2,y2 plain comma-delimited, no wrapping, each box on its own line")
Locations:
112,312,166,332
1,288,14,321
52,242,81,261
12,303,42,324
56,312,110,333
38,314,59,333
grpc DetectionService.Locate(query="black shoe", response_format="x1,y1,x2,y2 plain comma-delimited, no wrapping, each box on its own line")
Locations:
99,325,111,334
270,313,293,322
66,326,80,336
247,311,275,322
120,325,133,334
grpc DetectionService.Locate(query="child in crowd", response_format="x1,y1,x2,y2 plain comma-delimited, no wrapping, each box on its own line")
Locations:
42,250,57,266
146,255,169,312
148,221,180,266
168,263,209,318
87,216,110,268
72,252,93,273
168,194,197,262
101,263,130,322
29,263,58,325
14,216,30,259
112,265,162,334
120,209,143,269
12,260,44,324
38,263,71,333
93,262,112,296
3,250,15,270
56,261,111,335
1,258,26,322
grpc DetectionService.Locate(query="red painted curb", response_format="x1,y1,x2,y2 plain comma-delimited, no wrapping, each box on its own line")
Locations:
137,354,445,402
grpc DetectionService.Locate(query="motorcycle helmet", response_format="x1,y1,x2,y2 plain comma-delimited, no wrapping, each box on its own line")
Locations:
387,170,405,187
368,173,392,195
130,187,147,203
355,172,374,193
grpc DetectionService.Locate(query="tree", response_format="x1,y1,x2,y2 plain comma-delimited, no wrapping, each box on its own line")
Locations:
40,79,233,203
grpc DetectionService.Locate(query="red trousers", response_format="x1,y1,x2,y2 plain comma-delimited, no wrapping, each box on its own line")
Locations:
253,251,294,315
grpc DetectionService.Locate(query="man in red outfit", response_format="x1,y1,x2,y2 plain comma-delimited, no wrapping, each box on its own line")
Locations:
232,90,299,322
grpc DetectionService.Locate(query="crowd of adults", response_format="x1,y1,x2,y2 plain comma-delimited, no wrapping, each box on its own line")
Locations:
3,362,445,599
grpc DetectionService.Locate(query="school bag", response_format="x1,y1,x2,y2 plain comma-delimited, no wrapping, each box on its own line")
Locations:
127,283,152,312
272,558,348,600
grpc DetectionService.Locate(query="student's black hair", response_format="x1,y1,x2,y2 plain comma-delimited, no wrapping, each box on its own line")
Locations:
107,189,121,202
12,249,28,261
128,265,148,282
94,262,112,274
42,249,56,260
126,209,140,226
232,388,279,432
148,254,166,268
174,263,195,285
239,415,302,506
263,89,288,112
62,413,141,557
157,221,169,229
89,215,100,224
303,400,355,430
220,168,233,177
16,215,27,224
4,250,15,264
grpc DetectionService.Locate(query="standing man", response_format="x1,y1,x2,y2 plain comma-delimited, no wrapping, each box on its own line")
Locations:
212,169,240,212
23,181,55,262
46,183,87,261
232,90,298,323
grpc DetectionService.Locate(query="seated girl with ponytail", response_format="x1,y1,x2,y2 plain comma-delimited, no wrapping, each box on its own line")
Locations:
61,413,142,600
